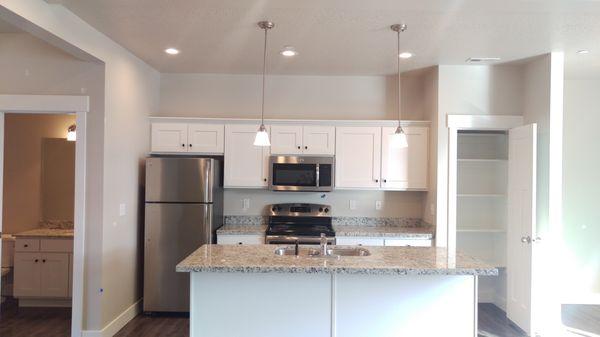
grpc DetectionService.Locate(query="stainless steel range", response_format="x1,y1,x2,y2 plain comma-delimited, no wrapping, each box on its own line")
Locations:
265,203,336,245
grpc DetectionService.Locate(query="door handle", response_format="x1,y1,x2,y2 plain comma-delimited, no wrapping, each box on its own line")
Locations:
521,236,531,244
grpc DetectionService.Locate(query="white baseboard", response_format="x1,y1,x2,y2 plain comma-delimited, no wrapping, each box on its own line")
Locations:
82,299,141,337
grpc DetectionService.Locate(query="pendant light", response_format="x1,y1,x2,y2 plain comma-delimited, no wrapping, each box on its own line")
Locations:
391,24,408,148
254,21,274,147
66,124,76,141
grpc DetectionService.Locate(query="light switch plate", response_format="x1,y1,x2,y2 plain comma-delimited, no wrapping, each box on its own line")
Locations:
119,203,126,217
242,198,250,211
375,201,383,210
349,200,357,210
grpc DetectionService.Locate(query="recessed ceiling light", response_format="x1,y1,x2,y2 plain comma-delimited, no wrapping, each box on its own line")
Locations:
399,52,413,59
577,50,590,54
164,48,180,55
466,57,501,63
280,46,298,57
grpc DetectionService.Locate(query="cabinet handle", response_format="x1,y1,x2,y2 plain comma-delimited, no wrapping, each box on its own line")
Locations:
181,143,185,147
34,259,39,263
304,146,308,150
24,244,28,248
383,179,387,183
375,179,379,183
297,146,301,149
264,178,267,182
238,242,243,245
189,144,192,147
42,259,46,263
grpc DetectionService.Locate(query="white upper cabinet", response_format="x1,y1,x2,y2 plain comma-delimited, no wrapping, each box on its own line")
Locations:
151,122,224,154
224,124,270,188
303,126,335,155
270,125,303,155
381,126,429,190
151,123,188,153
188,123,225,154
270,125,335,155
335,127,381,189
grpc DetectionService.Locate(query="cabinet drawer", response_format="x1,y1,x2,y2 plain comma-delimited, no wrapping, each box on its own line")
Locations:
217,235,264,245
384,239,432,247
335,237,385,246
15,239,40,252
40,239,73,253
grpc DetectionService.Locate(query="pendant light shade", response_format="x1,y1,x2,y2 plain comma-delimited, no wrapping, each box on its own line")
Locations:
253,124,271,146
66,124,76,142
391,24,408,149
254,21,274,147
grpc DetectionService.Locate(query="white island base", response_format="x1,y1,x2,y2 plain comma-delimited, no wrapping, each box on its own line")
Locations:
190,272,477,337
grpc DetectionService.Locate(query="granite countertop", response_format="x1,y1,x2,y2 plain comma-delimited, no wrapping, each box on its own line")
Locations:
176,244,497,276
333,225,434,239
13,228,74,238
217,223,434,239
216,224,267,235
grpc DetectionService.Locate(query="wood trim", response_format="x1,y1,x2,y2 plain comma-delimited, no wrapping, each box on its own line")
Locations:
0,95,89,113
149,116,431,127
447,115,523,130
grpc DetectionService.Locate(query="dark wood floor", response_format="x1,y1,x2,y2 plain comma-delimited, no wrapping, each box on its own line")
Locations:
1,299,598,337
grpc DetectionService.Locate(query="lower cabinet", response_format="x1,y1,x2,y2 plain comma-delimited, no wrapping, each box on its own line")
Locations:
13,238,73,301
217,234,265,245
336,236,432,247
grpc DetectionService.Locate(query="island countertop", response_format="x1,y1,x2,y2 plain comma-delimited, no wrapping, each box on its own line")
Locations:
176,244,497,276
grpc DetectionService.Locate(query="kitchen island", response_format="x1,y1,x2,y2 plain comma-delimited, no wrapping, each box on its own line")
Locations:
177,244,497,337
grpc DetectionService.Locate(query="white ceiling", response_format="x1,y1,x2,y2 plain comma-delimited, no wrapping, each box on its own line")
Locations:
50,0,600,77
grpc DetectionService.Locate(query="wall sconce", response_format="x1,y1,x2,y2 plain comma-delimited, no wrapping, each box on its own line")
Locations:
66,124,76,141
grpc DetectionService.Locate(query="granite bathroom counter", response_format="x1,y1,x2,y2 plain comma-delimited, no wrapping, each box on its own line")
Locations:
216,224,267,236
176,244,497,276
13,228,74,238
333,225,434,239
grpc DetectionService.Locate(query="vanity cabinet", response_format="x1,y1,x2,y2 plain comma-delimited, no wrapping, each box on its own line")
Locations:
13,238,73,301
336,126,428,190
224,124,270,188
151,122,224,154
270,125,335,155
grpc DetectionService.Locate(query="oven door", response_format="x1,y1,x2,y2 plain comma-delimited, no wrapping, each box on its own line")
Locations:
269,156,334,192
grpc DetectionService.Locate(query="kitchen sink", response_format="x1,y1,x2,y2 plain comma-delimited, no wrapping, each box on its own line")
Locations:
326,247,371,256
274,246,370,257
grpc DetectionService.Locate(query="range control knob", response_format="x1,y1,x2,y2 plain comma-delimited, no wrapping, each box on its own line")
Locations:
319,207,324,212
272,207,277,212
324,208,329,213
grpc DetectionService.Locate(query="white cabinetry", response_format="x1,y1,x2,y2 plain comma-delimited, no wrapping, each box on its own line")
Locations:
336,236,432,247
335,127,381,189
13,238,73,303
270,125,335,155
224,124,270,188
336,126,429,191
217,234,265,245
381,126,428,190
151,122,224,154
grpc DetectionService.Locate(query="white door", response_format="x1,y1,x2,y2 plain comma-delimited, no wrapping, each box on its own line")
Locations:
303,126,335,155
335,127,381,189
13,252,41,297
151,123,188,153
224,124,270,188
507,123,537,335
40,253,70,297
0,112,3,301
187,123,224,154
270,125,303,155
381,126,428,190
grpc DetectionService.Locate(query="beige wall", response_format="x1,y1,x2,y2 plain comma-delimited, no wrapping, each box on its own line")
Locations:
42,137,75,221
1,0,160,331
2,113,75,234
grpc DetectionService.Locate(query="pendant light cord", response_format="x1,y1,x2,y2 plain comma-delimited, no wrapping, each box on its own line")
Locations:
397,27,402,129
261,27,268,125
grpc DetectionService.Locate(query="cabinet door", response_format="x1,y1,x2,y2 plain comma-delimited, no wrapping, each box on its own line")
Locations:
303,126,335,155
151,123,188,153
384,239,432,247
13,252,41,297
188,123,225,154
336,237,385,246
40,253,70,298
381,126,429,190
270,125,303,155
335,127,381,189
217,235,265,245
224,124,270,188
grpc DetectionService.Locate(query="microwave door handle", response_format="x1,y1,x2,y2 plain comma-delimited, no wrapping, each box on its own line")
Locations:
316,164,320,187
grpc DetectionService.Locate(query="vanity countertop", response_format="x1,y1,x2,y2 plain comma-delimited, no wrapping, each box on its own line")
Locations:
13,228,74,238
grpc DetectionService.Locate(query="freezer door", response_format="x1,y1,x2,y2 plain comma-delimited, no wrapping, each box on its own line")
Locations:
146,157,215,203
143,203,212,312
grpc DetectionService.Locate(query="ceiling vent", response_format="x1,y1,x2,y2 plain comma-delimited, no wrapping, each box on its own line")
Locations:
466,57,501,63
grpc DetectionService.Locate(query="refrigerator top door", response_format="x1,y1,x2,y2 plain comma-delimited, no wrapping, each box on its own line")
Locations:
146,157,217,203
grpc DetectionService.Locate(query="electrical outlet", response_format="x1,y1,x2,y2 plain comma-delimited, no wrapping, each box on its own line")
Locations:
349,200,357,210
375,201,383,211
242,199,250,211
119,203,126,216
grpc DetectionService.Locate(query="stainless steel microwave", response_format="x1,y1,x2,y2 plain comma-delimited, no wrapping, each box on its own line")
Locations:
269,156,334,192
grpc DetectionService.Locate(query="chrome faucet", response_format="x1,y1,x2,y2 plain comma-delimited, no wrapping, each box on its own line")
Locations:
320,233,328,256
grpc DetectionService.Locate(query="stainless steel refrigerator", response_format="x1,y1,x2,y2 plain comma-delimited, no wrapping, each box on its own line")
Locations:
143,157,223,313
